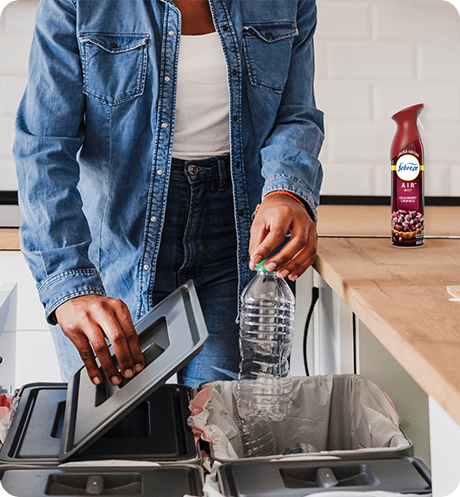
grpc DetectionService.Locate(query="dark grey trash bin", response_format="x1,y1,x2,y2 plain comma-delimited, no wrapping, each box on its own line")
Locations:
0,281,208,496
189,375,431,496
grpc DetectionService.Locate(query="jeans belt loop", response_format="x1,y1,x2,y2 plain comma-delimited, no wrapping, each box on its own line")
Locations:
217,157,227,191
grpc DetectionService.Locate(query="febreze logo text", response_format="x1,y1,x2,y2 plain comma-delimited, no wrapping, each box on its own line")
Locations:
396,154,420,182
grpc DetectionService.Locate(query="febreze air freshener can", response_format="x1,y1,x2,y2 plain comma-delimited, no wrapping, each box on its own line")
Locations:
390,103,425,247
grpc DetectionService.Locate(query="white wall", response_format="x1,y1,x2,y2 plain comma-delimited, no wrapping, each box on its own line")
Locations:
0,0,35,192
1,0,460,196
315,0,460,196
0,252,60,387
429,396,460,497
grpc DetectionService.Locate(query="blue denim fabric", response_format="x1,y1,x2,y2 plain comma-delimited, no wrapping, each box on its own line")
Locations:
14,0,324,329
50,156,240,386
153,156,240,386
49,323,84,381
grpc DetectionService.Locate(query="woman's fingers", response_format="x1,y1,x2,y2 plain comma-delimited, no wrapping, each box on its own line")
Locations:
55,295,144,385
249,194,317,279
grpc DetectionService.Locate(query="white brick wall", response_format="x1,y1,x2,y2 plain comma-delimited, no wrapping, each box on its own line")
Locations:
316,0,460,196
0,0,33,192
0,0,460,196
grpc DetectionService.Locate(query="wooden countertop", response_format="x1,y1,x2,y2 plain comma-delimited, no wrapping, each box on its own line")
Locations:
317,205,460,238
0,229,19,251
314,205,460,426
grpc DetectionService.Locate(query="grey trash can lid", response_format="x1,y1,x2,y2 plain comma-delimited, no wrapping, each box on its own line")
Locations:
59,280,208,462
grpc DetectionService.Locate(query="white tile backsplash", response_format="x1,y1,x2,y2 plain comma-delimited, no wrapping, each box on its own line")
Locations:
450,165,460,195
0,116,15,156
373,83,460,122
0,4,5,34
321,163,377,195
374,164,391,195
424,164,452,196
424,123,460,163
0,75,27,116
315,0,460,196
316,3,372,40
373,3,460,42
418,43,460,81
315,82,373,121
4,1,38,34
0,34,33,75
328,122,395,163
314,40,328,80
0,160,17,190
0,0,459,198
328,41,416,81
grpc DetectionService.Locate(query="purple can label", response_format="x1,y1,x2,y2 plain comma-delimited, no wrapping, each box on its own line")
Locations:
391,141,424,247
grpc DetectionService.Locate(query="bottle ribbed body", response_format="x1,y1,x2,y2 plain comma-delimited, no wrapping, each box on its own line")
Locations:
237,271,295,423
237,415,277,458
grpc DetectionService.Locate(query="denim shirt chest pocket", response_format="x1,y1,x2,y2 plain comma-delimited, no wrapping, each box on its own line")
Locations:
79,33,149,105
242,22,298,93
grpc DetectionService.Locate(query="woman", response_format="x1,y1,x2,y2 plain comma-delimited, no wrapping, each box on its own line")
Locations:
14,0,324,387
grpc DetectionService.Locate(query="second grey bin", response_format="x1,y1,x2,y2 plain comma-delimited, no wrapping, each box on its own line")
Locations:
189,374,431,495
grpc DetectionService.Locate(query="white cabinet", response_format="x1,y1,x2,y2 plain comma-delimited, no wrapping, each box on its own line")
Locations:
0,251,60,388
291,267,354,378
310,269,355,376
0,283,17,392
357,318,430,468
304,269,431,466
429,397,460,497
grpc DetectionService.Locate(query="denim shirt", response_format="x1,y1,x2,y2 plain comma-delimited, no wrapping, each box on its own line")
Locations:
14,0,324,324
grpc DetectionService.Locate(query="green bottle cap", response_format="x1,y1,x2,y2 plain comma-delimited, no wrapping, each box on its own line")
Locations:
255,259,271,272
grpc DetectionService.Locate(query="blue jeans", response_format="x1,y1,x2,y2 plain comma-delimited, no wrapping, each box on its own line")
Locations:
152,155,239,386
50,155,240,387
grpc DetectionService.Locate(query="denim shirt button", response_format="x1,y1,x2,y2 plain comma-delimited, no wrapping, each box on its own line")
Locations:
157,170,163,175
144,264,150,270
168,30,175,36
235,161,240,168
241,256,247,263
110,43,118,49
291,23,297,29
238,209,245,216
161,123,168,128
232,69,237,76
232,116,238,122
151,216,157,222
222,25,228,31
164,76,170,82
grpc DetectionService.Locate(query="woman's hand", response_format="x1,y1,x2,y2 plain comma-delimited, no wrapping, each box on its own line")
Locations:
55,295,145,386
249,194,317,280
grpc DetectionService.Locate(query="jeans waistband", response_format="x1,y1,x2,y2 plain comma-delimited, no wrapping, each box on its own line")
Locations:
170,155,230,191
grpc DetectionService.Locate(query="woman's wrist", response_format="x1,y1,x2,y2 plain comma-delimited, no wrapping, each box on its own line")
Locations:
263,190,307,209
252,190,308,219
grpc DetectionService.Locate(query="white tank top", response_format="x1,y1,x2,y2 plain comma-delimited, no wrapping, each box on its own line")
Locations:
172,31,231,160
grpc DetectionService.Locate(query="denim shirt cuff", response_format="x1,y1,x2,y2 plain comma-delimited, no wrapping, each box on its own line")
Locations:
262,177,319,224
38,269,106,325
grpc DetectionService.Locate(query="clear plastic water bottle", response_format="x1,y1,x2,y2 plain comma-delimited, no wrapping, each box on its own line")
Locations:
237,260,295,422
237,414,277,458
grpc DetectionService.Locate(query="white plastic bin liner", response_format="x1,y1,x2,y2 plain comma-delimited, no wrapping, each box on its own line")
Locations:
188,375,411,462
